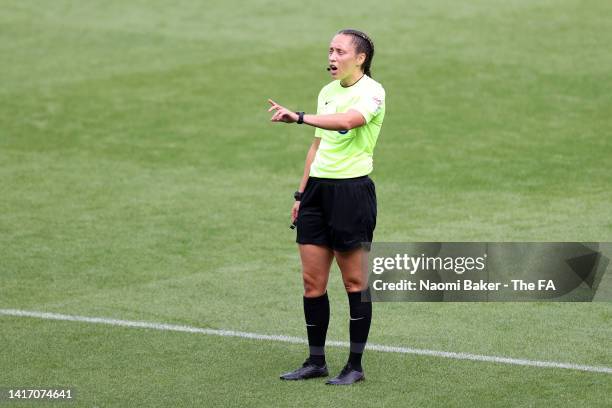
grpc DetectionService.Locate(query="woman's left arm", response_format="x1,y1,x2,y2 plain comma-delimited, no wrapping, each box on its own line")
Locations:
268,99,365,131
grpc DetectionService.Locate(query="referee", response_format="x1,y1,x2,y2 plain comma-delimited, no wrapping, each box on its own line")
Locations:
268,28,385,385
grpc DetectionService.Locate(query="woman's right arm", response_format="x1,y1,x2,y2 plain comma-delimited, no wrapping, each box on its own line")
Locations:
292,137,321,223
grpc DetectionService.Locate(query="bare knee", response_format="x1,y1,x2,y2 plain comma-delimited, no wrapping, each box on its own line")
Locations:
335,248,366,292
343,276,364,292
302,269,328,297
304,287,326,298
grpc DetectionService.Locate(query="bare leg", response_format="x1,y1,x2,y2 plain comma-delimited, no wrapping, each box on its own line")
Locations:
299,244,334,297
335,247,368,292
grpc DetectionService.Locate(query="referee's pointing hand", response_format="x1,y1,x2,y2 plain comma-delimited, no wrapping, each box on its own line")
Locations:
268,99,299,123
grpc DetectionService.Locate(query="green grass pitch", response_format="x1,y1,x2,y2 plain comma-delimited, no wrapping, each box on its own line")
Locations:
1,0,611,406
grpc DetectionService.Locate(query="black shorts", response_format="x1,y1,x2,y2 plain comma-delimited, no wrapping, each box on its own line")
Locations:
296,175,377,251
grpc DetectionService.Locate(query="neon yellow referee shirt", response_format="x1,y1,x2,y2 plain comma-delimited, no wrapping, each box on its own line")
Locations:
310,74,385,179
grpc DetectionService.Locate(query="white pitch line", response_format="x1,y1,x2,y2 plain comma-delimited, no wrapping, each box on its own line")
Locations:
1,308,611,375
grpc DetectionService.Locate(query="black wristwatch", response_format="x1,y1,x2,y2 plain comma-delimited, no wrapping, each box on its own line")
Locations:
294,191,303,201
296,111,305,124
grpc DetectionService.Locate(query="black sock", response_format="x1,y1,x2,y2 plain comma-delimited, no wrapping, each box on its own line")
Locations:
347,289,372,372
303,292,330,367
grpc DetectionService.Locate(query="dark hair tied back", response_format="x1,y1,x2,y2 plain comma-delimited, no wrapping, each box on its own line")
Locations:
337,28,375,78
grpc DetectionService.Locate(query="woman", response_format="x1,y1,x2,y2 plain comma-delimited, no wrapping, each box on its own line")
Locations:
268,28,385,385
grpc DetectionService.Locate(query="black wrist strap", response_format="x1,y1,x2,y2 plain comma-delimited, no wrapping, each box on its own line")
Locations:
296,111,305,124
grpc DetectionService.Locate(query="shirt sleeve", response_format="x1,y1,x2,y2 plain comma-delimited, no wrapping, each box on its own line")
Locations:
351,85,385,123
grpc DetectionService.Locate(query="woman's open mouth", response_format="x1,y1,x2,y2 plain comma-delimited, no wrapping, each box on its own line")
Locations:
329,64,338,74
